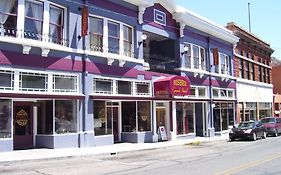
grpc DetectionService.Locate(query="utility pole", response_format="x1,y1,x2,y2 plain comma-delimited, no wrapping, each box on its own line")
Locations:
248,2,251,33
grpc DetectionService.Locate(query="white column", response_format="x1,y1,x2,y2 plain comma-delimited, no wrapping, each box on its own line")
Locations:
17,0,25,38
48,74,53,93
119,23,124,55
152,101,158,142
190,45,194,69
171,101,177,140
42,2,50,42
103,19,108,53
113,79,117,94
33,106,37,147
14,70,20,91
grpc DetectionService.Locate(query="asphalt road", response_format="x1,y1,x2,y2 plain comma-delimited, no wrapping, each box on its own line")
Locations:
1,136,281,175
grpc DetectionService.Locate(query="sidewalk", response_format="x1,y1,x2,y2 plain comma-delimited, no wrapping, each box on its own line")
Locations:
0,135,229,163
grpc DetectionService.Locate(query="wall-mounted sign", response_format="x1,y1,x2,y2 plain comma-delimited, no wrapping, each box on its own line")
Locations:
16,109,28,127
154,75,191,97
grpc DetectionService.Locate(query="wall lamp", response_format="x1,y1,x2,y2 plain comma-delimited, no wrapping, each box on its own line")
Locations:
181,46,189,55
138,34,147,46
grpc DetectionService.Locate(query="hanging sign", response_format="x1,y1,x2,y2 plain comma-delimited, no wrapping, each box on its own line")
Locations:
81,6,89,37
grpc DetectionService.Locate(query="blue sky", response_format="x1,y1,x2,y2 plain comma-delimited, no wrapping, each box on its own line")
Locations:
175,0,281,58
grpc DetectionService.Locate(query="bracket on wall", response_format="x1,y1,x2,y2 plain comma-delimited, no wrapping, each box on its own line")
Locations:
22,45,32,54
107,58,115,66
41,48,50,57
119,60,126,67
179,24,185,38
138,6,146,24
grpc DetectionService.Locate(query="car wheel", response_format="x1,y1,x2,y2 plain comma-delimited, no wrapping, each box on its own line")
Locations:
262,132,267,139
252,132,257,141
229,137,235,141
274,130,278,137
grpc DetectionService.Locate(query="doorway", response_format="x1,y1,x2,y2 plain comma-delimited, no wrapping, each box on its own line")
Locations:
13,102,34,150
106,102,120,143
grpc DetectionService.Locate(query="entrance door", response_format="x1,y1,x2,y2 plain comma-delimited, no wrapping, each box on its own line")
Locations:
109,106,119,143
13,102,33,149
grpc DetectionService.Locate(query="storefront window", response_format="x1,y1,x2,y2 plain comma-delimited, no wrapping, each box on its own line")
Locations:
55,100,77,134
198,87,206,97
93,101,112,136
37,100,53,134
137,101,151,132
122,101,136,132
176,102,195,135
136,82,150,95
0,99,11,138
214,102,234,132
0,70,13,90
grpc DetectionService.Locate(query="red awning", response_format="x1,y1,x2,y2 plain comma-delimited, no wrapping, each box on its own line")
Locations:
154,75,191,97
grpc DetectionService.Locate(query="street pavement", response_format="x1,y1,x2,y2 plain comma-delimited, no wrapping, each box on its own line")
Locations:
1,135,281,175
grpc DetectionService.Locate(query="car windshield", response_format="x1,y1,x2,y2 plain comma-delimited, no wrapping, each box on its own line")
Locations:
261,118,275,124
237,122,254,129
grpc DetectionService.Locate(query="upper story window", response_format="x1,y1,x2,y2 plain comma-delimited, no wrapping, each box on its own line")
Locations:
219,53,230,75
249,63,254,81
183,43,206,71
213,88,235,99
88,16,134,58
0,0,17,37
154,9,166,26
267,69,271,84
238,58,244,78
263,67,267,83
0,70,14,90
49,4,64,45
117,80,132,95
258,65,262,82
89,17,103,52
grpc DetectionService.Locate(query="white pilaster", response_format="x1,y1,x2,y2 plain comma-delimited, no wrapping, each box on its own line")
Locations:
42,2,50,42
16,0,25,38
103,19,108,53
171,101,177,140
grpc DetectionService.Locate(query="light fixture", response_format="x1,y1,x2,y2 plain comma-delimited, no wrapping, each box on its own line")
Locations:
138,34,147,45
181,46,189,55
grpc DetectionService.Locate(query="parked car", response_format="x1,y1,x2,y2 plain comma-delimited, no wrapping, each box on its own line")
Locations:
229,121,266,141
260,117,281,137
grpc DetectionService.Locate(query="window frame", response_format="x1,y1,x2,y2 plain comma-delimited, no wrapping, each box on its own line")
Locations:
93,78,113,94
154,9,166,26
183,43,206,71
0,70,14,90
19,72,48,92
53,74,78,93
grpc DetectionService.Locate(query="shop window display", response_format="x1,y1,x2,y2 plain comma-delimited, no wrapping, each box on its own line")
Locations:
176,102,194,135
55,100,77,134
93,101,112,136
37,100,53,135
0,99,11,138
137,101,151,132
122,101,136,132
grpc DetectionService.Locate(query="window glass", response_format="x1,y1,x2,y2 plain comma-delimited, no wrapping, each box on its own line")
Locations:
137,101,151,131
198,87,206,97
228,90,234,98
0,99,12,138
213,89,219,98
200,47,206,70
220,89,227,98
53,75,77,92
136,83,150,95
20,72,47,91
117,81,132,95
108,21,120,54
0,0,17,36
89,17,103,52
184,44,191,68
123,25,132,57
193,45,200,69
220,54,226,74
49,5,64,44
122,101,136,132
24,0,43,40
0,70,13,90
37,100,53,134
176,102,194,135
94,101,112,136
189,87,196,97
55,100,77,134
94,78,113,94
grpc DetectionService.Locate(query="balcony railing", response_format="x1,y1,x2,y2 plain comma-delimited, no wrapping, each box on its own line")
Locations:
0,25,68,46
89,44,137,58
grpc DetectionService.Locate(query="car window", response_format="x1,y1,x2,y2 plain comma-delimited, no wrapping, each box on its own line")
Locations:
261,118,275,124
238,122,254,128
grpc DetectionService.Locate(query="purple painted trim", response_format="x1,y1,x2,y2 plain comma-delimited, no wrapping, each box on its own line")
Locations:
213,99,237,102
184,30,208,43
188,76,209,85
211,78,236,89
0,93,85,99
143,3,178,34
209,38,232,51
89,0,137,18
0,50,83,72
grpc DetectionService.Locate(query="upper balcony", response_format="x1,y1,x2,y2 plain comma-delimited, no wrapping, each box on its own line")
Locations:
0,0,69,57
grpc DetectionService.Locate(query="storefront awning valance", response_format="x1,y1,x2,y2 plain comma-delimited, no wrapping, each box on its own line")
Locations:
154,75,191,97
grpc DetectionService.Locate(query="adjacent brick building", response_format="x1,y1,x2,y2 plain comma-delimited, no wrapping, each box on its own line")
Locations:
272,65,281,117
227,22,274,122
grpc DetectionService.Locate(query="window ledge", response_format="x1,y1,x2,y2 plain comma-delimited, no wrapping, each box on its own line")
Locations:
178,67,210,76
210,73,236,80
236,78,273,88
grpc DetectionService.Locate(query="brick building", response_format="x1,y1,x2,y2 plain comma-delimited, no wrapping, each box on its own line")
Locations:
227,22,274,122
272,65,281,117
